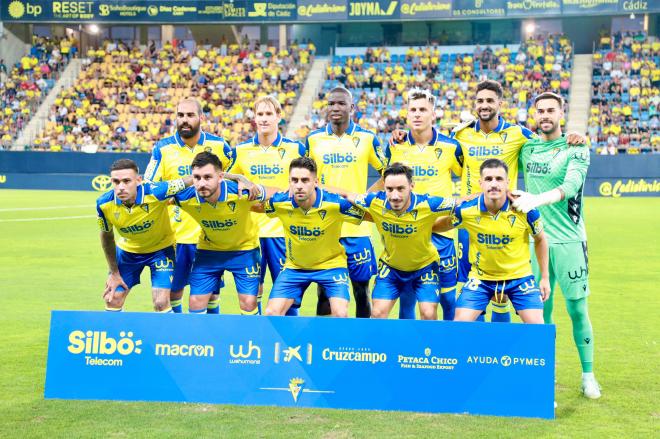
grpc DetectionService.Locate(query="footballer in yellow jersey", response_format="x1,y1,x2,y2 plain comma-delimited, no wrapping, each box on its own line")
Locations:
174,152,267,315
382,89,463,320
305,86,386,317
434,159,550,324
96,159,191,313
262,157,365,318
348,163,455,320
229,96,305,316
144,98,234,313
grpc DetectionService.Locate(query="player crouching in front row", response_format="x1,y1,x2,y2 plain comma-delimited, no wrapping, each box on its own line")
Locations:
96,159,193,312
433,158,551,323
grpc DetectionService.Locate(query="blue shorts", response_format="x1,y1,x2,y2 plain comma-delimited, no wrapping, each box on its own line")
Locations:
189,248,261,296
116,245,175,293
173,243,225,292
372,260,440,303
270,267,351,303
457,229,471,283
456,275,543,311
259,237,286,284
340,237,377,282
432,233,458,292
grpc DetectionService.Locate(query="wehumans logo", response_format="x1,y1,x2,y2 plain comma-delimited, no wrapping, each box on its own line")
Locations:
229,341,261,365
68,330,142,367
155,343,214,357
154,257,174,270
398,347,458,370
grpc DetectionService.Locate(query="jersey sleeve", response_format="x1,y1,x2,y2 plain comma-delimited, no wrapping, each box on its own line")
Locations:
264,191,288,218
227,147,241,173
427,195,456,216
383,142,393,165
520,125,534,139
338,197,365,225
149,180,186,200
447,139,463,176
96,203,111,232
297,140,306,158
368,135,387,173
144,144,164,182
526,209,544,236
353,192,378,210
450,204,464,228
558,146,590,199
220,141,235,171
173,186,196,206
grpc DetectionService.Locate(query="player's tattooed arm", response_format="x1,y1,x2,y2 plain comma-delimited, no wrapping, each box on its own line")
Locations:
222,172,275,202
100,230,128,299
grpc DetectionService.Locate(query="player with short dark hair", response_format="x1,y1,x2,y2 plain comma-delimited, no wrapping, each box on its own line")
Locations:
96,159,192,312
514,92,601,399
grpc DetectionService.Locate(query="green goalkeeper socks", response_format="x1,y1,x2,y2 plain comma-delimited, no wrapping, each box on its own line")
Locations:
566,297,594,373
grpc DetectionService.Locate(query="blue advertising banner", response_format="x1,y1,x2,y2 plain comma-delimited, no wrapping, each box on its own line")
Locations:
45,311,556,418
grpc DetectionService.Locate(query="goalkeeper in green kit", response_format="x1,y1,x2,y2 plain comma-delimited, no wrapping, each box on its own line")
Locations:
513,92,601,399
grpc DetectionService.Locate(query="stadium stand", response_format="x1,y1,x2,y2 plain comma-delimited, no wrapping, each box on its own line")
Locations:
28,39,314,152
0,35,76,150
589,31,659,154
309,34,574,143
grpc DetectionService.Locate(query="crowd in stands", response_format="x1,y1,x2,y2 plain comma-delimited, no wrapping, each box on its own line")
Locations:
589,31,659,154
29,38,314,152
0,35,76,150
304,34,573,143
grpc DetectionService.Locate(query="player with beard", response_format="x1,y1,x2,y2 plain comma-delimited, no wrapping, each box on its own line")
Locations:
144,98,234,314
513,92,600,399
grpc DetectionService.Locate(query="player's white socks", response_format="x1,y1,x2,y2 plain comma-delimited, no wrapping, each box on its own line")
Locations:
581,372,601,399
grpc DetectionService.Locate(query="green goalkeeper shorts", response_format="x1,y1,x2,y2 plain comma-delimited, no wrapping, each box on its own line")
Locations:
532,241,590,300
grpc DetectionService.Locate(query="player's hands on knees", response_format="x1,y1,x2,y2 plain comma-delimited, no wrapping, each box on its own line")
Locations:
104,271,128,301
389,129,406,145
510,189,537,213
539,278,551,302
565,131,587,146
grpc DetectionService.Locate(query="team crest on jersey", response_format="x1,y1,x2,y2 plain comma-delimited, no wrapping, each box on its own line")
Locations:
553,147,561,158
204,146,212,153
499,133,508,143
352,136,361,148
475,216,481,224
508,215,516,227
278,147,286,159
317,209,327,220
410,209,418,220
228,201,236,212
434,148,443,160
140,204,149,213
114,212,120,220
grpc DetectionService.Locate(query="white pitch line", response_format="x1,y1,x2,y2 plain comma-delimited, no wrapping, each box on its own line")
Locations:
0,204,90,212
0,215,95,223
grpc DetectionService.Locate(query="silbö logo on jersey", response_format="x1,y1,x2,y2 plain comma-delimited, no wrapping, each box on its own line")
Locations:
412,165,438,177
290,225,324,241
477,233,513,249
382,222,417,237
201,219,238,230
120,220,154,234
250,164,284,176
468,146,503,157
323,153,357,167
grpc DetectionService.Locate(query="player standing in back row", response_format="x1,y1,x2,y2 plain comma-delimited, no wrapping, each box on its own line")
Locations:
513,92,601,399
306,86,387,318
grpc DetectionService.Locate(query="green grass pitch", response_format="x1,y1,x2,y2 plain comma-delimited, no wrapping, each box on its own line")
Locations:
0,189,657,437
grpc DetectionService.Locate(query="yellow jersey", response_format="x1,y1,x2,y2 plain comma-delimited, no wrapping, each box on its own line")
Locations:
452,117,533,196
230,132,305,238
354,192,455,272
306,121,386,237
96,180,186,254
174,180,259,252
264,188,365,270
451,194,543,281
144,131,235,244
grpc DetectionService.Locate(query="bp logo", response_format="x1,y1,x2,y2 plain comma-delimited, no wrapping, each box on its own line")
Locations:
8,1,25,18
92,175,113,191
